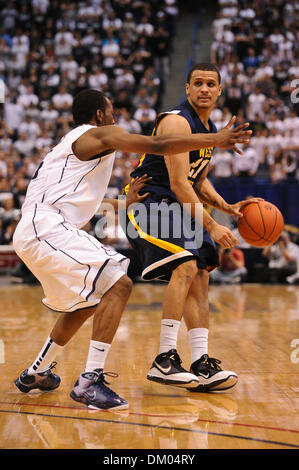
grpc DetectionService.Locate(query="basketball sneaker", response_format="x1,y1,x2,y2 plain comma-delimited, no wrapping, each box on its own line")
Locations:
70,369,128,410
14,362,61,393
188,354,238,392
147,349,199,388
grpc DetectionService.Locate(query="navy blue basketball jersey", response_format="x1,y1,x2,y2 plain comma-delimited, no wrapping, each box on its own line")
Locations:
126,99,217,200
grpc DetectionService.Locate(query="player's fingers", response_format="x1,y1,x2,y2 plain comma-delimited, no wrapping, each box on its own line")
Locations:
224,115,236,129
233,122,250,132
232,145,243,155
137,192,150,200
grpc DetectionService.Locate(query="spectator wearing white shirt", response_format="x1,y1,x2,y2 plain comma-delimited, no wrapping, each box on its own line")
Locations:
212,11,232,41
247,87,266,121
233,143,259,178
0,133,13,153
210,149,234,182
88,67,108,91
60,55,79,82
269,152,286,184
133,103,157,135
117,108,142,134
52,85,73,113
19,116,41,140
35,130,53,154
17,86,39,109
266,127,284,166
266,113,285,134
13,132,36,158
102,11,123,34
40,103,59,124
136,16,154,37
269,28,285,47
101,35,120,73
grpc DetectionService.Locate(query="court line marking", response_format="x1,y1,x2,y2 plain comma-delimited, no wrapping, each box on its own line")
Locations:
0,409,298,449
0,400,298,435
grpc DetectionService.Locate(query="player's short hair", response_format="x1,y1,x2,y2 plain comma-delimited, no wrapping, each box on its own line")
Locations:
72,89,107,125
187,63,221,84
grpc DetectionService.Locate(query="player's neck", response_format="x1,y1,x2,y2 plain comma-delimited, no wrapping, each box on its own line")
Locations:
187,99,212,130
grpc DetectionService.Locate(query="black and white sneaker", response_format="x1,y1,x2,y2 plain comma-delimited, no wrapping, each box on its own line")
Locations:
188,354,238,392
147,349,199,388
70,369,128,410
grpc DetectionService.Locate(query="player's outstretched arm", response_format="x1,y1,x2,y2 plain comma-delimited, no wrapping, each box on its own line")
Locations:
72,119,252,161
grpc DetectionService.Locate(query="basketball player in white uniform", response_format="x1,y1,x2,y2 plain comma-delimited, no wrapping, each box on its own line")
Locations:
13,89,252,410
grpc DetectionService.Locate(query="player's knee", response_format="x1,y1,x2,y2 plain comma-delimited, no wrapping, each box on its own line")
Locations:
115,275,133,297
174,260,198,284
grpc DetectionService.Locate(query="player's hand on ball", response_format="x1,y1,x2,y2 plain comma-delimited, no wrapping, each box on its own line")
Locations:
208,222,239,249
126,174,152,207
227,197,264,217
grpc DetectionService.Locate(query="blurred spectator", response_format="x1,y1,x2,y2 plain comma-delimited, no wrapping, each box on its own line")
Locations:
269,153,286,184
117,108,142,134
133,102,157,135
209,149,234,183
13,132,35,158
262,232,299,284
210,247,247,284
233,143,259,178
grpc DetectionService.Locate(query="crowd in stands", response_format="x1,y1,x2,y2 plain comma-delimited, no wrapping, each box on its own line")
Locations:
0,0,178,245
209,0,299,185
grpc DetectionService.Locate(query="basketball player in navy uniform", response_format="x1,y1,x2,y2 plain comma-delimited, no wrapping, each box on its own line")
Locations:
125,63,262,391
13,89,252,410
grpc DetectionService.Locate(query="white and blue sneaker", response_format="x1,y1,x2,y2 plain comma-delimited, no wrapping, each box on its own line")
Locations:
15,362,61,393
70,369,128,410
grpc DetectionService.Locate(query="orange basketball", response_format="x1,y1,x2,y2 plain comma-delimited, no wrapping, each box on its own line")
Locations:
238,201,284,247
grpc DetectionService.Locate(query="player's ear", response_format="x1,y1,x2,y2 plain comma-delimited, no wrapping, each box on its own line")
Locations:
218,84,222,97
185,82,190,97
96,109,104,124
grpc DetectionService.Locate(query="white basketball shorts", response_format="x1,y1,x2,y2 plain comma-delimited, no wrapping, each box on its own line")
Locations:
13,204,129,313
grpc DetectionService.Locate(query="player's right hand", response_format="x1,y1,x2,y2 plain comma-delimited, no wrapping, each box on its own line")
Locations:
208,222,239,249
126,174,152,207
215,116,252,155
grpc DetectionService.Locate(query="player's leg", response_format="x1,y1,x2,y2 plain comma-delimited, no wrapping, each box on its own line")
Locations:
15,274,132,409
183,269,238,392
147,259,200,388
70,274,132,410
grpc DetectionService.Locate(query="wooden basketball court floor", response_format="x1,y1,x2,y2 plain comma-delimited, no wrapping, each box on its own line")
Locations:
0,280,298,450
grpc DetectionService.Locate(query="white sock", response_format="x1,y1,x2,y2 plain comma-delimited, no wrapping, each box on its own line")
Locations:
189,328,209,364
85,340,111,372
27,336,64,374
158,319,181,355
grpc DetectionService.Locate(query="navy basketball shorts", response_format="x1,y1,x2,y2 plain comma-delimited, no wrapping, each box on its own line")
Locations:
122,195,219,282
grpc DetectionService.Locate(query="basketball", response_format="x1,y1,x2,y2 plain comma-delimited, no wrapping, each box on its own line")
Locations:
238,201,284,247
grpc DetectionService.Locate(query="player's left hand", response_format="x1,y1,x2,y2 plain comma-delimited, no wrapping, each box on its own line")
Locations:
126,174,152,207
227,197,264,218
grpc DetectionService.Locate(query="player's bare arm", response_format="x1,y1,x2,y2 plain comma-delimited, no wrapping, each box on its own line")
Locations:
159,116,238,249
71,118,252,161
195,177,263,217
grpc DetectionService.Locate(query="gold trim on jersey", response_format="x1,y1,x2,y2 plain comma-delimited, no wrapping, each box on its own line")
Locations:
128,208,188,254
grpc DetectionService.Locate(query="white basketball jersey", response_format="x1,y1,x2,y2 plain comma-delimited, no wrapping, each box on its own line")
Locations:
22,124,115,228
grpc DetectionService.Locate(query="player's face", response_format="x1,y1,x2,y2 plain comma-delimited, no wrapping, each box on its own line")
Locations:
102,98,115,125
186,70,222,110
